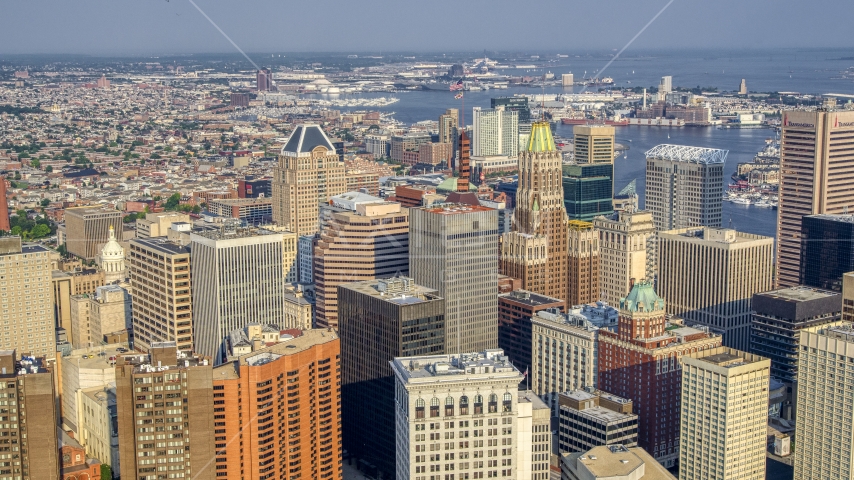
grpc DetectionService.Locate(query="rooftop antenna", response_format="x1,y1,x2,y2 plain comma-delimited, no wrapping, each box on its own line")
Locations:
728,216,733,228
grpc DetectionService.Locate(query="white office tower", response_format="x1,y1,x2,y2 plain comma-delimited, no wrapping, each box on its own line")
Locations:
680,347,769,480
191,225,288,363
472,106,519,157
659,76,672,94
795,324,854,480
391,349,527,480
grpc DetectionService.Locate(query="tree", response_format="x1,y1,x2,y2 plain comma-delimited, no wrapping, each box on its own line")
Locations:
13,172,20,181
10,226,21,237
100,464,112,480
45,165,53,173
40,199,50,208
164,193,181,210
30,224,50,239
56,243,67,257
30,159,40,169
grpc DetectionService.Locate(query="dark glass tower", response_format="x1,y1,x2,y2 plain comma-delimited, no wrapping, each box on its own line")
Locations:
801,214,854,291
562,163,614,221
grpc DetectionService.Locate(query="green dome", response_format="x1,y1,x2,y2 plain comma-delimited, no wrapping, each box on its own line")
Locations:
620,281,665,313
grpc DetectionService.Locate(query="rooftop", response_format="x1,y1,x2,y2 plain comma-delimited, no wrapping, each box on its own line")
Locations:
131,237,189,255
806,213,854,224
620,281,665,313
391,349,522,385
527,121,556,152
214,329,339,380
645,144,728,164
500,290,564,308
661,227,772,245
422,203,494,215
208,197,273,206
281,124,336,156
339,277,442,306
566,445,675,479
757,285,839,303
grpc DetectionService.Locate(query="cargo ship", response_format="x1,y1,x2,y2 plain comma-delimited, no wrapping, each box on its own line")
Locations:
561,118,629,126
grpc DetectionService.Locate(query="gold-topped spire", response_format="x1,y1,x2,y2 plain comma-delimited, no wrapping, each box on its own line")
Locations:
526,121,555,152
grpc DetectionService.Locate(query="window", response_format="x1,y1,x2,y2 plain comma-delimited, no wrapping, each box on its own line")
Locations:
488,394,498,414
445,396,455,417
474,395,483,415
502,393,512,413
431,397,440,418
416,398,425,419
460,396,469,415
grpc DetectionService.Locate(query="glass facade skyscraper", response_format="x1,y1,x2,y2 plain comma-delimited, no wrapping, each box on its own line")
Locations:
800,214,854,292
562,163,614,221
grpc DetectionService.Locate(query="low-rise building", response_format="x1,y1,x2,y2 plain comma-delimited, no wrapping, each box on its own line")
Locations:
560,445,676,480
558,389,638,454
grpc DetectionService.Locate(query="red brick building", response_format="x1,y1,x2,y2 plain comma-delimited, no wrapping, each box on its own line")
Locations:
597,281,721,468
60,431,101,480
498,289,565,375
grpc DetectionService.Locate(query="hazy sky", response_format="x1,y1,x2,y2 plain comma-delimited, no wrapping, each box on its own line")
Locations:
2,0,853,55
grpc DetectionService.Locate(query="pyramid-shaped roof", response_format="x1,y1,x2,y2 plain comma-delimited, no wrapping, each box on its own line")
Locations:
526,121,555,152
620,280,665,313
281,124,335,156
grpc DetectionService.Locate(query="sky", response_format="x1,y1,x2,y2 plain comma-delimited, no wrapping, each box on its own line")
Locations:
1,0,853,56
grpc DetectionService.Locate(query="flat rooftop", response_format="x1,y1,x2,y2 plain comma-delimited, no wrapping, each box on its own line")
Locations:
63,343,131,370
214,329,339,380
339,278,442,306
757,286,839,303
209,198,273,206
131,237,189,255
422,203,494,215
392,349,521,384
576,405,636,423
500,290,564,308
571,445,676,479
807,213,854,224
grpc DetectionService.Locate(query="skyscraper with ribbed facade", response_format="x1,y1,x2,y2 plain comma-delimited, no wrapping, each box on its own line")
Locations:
501,122,569,305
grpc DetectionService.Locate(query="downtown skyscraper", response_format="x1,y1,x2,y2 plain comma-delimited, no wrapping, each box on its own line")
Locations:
776,102,854,287
501,121,569,305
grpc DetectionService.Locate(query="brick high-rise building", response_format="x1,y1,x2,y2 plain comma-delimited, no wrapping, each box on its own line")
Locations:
679,347,769,480
497,290,565,375
644,144,726,231
598,281,721,467
272,124,347,236
776,104,854,287
410,203,498,354
0,238,54,359
658,227,774,350
0,177,9,232
64,207,123,261
568,220,600,306
314,200,409,329
338,277,444,479
501,121,569,305
256,68,272,92
129,237,193,353
0,350,60,480
115,342,216,480
211,329,342,480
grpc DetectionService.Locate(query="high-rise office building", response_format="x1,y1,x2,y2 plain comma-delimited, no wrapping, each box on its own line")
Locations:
0,351,60,480
0,237,54,359
501,122,569,304
272,124,347,236
256,67,272,91
0,178,9,232
491,97,532,124
438,108,459,145
190,227,288,362
63,207,123,260
338,277,445,479
211,329,342,480
593,208,657,305
315,200,409,329
598,281,721,467
390,349,524,480
562,163,614,222
659,75,672,94
558,389,638,453
531,310,599,412
679,347,769,480
573,125,615,164
658,227,774,350
776,105,854,287
129,237,193,353
115,343,216,480
845,272,854,323
498,290,564,375
410,203,498,353
517,391,552,480
750,286,842,388
568,220,600,305
69,285,131,348
472,106,519,157
800,214,854,291
645,144,726,231
795,324,854,480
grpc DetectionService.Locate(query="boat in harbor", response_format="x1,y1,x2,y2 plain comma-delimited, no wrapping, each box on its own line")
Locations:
561,118,628,126
731,197,752,205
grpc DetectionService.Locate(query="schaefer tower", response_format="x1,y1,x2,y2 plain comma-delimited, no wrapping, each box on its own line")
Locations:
501,121,569,305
